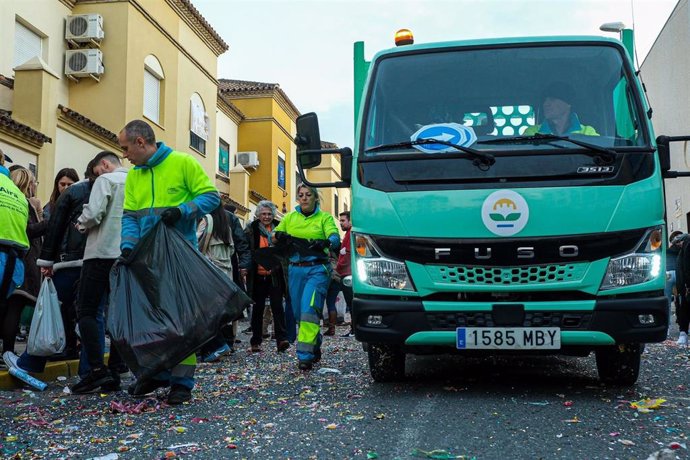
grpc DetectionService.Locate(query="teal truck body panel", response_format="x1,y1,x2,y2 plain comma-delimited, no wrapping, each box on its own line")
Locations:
297,33,672,384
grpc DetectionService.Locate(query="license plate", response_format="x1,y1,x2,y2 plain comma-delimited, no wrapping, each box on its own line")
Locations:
456,327,561,350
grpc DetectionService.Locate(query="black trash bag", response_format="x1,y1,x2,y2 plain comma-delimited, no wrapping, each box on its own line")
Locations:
107,222,251,382
253,235,326,269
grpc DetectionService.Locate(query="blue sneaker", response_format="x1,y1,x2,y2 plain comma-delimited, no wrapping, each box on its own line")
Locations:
202,343,232,363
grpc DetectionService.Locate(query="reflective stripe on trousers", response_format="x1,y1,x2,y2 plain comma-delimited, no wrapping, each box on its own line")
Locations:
152,354,197,390
288,264,329,362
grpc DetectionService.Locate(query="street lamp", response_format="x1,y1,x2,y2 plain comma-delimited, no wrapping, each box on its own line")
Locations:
600,21,635,63
600,22,626,33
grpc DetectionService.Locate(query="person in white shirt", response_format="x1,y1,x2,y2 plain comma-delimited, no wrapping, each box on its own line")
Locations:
70,151,128,394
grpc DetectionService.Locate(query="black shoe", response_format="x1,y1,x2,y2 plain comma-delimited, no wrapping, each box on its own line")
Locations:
110,364,129,375
101,369,122,392
341,330,355,338
241,327,252,334
314,348,322,363
298,360,313,371
70,368,115,394
47,349,80,362
167,384,192,405
128,378,168,396
262,333,271,339
277,340,290,352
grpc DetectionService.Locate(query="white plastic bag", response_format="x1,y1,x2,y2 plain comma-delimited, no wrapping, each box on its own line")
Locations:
27,278,66,356
323,291,348,319
335,291,347,318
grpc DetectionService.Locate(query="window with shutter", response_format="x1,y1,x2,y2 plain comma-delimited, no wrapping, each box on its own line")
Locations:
143,55,164,125
14,21,43,68
143,70,160,123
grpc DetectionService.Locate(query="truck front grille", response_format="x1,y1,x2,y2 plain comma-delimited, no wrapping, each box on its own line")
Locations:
429,263,588,286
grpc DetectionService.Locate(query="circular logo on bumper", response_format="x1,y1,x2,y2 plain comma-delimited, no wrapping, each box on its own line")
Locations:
482,190,529,236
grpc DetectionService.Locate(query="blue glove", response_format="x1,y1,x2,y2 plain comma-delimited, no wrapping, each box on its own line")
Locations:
161,207,182,226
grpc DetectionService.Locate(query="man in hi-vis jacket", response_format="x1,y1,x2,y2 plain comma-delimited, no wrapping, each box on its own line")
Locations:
118,119,219,405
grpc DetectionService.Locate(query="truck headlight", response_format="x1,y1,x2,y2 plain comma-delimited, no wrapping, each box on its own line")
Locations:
354,233,414,291
600,226,663,290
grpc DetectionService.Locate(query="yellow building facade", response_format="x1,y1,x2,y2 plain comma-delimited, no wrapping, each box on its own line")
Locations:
1,0,227,203
220,79,350,221
1,0,349,226
220,79,298,218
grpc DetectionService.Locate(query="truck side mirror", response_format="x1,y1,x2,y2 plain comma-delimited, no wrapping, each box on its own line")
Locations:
656,134,690,179
656,135,671,173
295,112,322,169
341,149,353,182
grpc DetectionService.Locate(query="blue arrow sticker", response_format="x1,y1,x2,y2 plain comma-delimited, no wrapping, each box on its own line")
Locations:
410,123,477,154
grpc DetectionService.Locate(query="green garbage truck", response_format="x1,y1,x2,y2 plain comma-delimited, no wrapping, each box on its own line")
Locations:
295,31,687,385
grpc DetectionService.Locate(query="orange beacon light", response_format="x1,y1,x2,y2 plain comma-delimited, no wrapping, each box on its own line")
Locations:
395,29,414,46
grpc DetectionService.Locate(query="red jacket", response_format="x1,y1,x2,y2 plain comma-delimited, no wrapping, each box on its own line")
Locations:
335,229,351,277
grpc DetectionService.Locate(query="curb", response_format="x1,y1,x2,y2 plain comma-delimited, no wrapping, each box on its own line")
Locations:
0,353,111,391
0,359,80,391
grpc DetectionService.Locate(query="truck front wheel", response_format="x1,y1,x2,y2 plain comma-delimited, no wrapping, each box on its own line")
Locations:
368,343,405,382
595,343,642,386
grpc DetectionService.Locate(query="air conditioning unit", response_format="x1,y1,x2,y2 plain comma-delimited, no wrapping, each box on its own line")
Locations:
237,151,259,168
65,14,104,43
65,49,104,80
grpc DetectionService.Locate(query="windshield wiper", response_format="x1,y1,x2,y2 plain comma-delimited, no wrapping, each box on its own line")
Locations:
365,138,495,167
477,133,616,163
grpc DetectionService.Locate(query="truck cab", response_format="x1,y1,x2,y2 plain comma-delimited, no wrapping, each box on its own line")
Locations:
296,35,679,385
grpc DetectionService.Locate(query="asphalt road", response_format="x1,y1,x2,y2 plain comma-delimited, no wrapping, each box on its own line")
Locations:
1,321,688,459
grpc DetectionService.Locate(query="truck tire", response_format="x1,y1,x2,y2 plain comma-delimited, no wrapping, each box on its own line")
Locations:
368,343,405,382
595,343,642,386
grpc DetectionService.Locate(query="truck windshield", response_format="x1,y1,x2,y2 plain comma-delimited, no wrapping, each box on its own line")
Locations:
363,44,648,158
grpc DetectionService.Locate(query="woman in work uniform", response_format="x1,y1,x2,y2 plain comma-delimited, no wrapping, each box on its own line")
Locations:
273,183,340,370
0,151,29,341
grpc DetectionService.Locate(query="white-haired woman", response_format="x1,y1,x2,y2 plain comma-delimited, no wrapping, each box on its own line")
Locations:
273,184,340,370
245,200,290,352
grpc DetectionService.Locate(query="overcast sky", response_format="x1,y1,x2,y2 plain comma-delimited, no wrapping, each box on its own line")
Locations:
193,0,678,148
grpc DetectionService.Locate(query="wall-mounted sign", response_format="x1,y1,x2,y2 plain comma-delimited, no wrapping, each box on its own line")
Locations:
190,94,209,141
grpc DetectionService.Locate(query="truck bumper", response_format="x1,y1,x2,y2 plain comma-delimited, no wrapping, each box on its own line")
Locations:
352,295,668,347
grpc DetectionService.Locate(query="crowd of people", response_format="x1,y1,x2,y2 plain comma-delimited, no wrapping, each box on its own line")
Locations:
0,119,354,405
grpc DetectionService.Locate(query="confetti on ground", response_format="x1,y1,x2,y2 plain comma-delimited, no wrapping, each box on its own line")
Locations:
1,323,689,458
630,398,667,413
411,448,473,459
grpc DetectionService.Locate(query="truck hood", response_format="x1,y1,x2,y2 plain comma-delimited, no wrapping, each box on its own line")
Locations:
352,178,664,238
